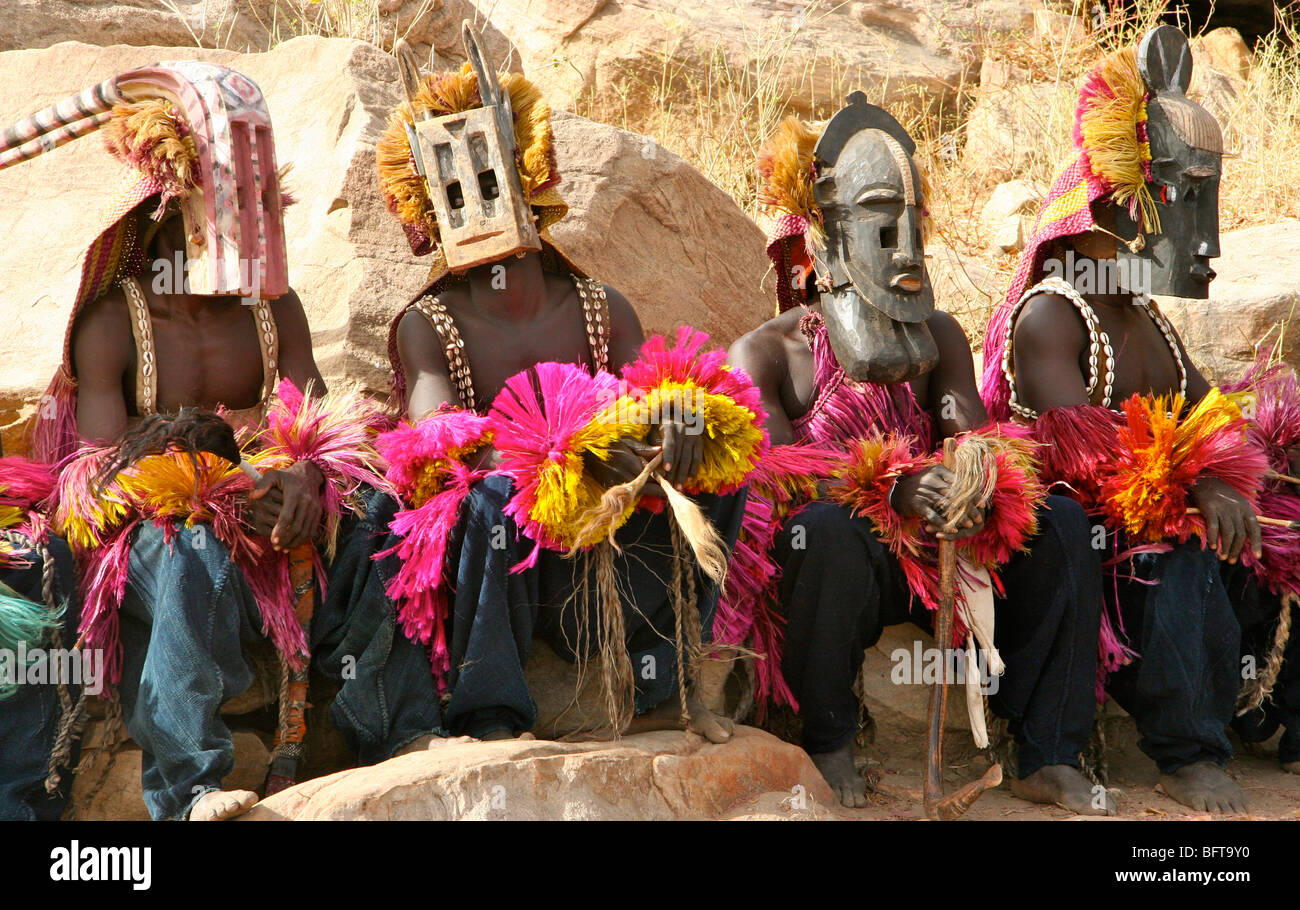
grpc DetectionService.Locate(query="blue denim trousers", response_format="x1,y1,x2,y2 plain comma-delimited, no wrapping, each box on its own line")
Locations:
117,522,264,821
441,475,746,737
1105,540,1241,773
0,536,79,821
324,476,745,744
313,488,447,765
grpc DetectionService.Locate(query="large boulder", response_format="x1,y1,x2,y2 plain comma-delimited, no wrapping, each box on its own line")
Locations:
0,37,770,454
0,0,272,54
239,726,839,820
449,0,1038,121
1160,220,1300,384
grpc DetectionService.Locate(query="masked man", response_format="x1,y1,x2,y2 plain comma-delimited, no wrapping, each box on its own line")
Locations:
313,28,754,762
0,450,79,820
0,63,380,821
724,95,1109,814
980,26,1285,813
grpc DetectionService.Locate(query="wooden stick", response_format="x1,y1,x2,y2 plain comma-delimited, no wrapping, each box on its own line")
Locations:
1186,507,1300,531
1267,470,1300,486
923,438,1002,821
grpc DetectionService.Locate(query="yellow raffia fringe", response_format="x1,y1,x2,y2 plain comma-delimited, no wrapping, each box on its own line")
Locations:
529,409,648,552
104,99,199,190
530,378,763,549
111,453,244,527
0,505,23,529
377,63,567,253
1079,47,1161,235
55,445,304,551
757,116,825,246
406,436,493,508
1109,389,1242,537
613,380,765,494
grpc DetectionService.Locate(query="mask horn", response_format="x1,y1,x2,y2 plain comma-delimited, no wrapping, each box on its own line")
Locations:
1138,25,1193,96
394,38,431,121
0,76,127,170
461,20,516,149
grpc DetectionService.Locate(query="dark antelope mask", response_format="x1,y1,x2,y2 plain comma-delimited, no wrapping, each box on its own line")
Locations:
811,93,938,384
1112,25,1223,299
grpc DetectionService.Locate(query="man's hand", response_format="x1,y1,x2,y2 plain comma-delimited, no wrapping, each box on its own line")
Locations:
248,460,325,551
1286,445,1300,479
647,405,704,488
892,465,986,541
1190,475,1261,563
584,438,665,498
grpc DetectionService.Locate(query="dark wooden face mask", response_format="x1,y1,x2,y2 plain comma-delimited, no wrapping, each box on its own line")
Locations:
812,92,938,384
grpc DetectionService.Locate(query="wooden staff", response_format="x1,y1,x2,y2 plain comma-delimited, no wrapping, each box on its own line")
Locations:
264,541,315,795
923,438,1003,821
1186,507,1300,531
231,459,316,796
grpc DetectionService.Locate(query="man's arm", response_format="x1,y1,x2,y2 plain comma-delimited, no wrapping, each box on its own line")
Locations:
918,310,989,437
249,290,326,551
1009,293,1092,413
396,308,459,422
270,290,326,396
604,285,646,372
70,291,133,446
1016,294,1256,559
727,329,796,447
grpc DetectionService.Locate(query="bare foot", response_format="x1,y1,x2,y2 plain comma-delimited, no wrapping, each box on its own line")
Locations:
625,695,735,743
685,695,734,743
1011,764,1116,816
1156,762,1248,815
1281,760,1300,775
809,741,869,809
189,789,258,822
393,734,478,757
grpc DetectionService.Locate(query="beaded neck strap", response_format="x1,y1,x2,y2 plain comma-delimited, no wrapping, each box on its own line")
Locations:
122,276,279,421
412,274,611,413
1001,276,1186,420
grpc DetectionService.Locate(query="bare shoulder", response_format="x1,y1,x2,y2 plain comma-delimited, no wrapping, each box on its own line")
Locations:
926,309,972,349
601,283,643,333
1012,291,1088,354
729,318,786,363
396,303,445,369
728,313,798,388
71,285,132,365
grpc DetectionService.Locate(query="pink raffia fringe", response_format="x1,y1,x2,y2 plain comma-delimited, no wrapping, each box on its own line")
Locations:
375,406,493,689
829,427,1045,645
713,443,843,713
1222,354,1300,598
0,456,56,569
52,379,386,689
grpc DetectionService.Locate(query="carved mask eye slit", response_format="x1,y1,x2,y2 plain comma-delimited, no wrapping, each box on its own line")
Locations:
879,224,898,248
478,169,499,201
447,180,465,209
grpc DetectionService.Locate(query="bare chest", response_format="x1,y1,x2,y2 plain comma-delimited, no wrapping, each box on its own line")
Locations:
455,302,598,406
1087,306,1184,404
126,306,268,415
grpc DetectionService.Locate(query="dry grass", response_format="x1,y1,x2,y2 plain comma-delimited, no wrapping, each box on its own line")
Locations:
158,0,439,53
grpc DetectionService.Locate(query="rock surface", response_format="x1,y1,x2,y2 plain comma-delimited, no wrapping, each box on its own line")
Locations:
239,726,836,820
0,38,769,454
471,0,1036,121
